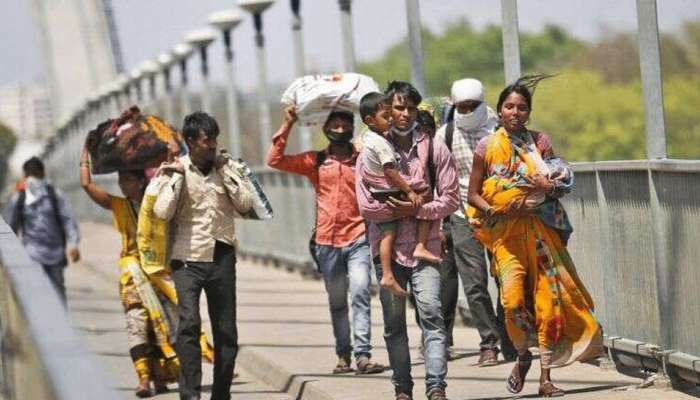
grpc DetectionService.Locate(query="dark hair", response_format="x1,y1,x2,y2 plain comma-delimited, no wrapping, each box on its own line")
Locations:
416,110,436,134
182,111,219,144
359,92,390,121
496,74,555,115
384,80,422,106
324,110,354,126
23,157,44,178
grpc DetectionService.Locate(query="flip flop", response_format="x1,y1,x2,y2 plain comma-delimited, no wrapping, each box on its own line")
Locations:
506,351,532,394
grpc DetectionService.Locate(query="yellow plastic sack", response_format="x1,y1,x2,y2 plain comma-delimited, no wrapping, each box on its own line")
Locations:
137,174,171,276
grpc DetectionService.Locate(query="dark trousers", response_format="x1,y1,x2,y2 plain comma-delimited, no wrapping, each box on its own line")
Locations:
41,261,67,305
172,241,237,400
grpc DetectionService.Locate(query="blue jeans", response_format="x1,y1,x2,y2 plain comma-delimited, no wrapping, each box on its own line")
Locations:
375,260,447,395
315,236,373,359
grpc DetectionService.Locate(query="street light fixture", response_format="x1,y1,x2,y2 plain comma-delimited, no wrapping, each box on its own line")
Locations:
209,9,244,155
239,0,276,161
173,42,194,118
185,28,218,113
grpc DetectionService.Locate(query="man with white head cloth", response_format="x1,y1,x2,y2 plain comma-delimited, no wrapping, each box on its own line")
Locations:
435,78,516,365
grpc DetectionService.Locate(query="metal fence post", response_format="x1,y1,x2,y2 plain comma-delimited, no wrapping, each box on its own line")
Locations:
405,0,427,95
636,0,668,160
500,0,522,84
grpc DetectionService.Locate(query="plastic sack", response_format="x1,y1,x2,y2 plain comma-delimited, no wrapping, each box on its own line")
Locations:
281,73,380,127
224,156,274,220
86,106,181,175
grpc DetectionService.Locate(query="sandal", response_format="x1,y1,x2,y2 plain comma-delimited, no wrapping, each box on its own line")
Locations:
506,351,532,394
332,355,354,374
538,381,565,397
356,356,385,375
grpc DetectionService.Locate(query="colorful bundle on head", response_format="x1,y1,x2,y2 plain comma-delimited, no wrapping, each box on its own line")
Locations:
86,106,183,175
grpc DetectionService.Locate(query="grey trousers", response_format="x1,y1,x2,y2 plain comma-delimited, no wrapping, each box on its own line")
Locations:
443,214,500,351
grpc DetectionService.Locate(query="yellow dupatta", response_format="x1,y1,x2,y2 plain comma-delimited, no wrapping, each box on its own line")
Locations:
468,128,603,367
112,196,179,363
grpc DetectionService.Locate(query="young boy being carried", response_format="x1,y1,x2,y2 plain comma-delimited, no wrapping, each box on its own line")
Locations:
359,92,441,296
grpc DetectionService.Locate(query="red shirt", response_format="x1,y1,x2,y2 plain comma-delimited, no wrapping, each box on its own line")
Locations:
266,125,365,248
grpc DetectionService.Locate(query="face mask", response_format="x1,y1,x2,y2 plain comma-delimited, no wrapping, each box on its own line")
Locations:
454,103,487,131
325,130,353,145
391,122,418,137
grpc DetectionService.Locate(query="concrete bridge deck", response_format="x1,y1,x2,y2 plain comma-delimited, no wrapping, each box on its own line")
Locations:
67,222,699,399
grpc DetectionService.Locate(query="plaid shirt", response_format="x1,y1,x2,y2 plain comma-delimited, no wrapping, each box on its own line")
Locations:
436,109,498,217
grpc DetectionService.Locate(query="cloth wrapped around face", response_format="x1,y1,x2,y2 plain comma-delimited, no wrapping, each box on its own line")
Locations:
86,106,182,174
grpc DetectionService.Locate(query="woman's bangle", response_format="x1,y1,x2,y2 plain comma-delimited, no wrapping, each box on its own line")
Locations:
485,206,496,218
80,161,90,168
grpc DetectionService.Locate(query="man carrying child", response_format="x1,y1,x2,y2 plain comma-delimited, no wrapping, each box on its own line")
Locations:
356,81,460,400
358,92,441,297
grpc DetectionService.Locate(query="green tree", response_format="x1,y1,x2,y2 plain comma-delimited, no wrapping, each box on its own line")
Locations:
359,20,582,96
0,122,17,189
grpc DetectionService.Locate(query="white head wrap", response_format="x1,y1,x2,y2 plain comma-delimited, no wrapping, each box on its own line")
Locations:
451,79,487,132
451,78,484,103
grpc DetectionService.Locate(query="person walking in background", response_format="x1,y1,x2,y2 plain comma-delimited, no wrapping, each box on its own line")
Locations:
357,81,459,400
435,78,516,364
266,106,384,375
467,76,603,397
4,156,80,304
154,112,253,400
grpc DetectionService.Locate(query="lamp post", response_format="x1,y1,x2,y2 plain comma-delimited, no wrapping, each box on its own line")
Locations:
173,43,194,119
157,53,177,125
209,9,244,155
239,0,276,161
337,0,356,72
405,0,426,95
129,68,143,105
140,59,160,112
289,0,312,151
185,29,218,113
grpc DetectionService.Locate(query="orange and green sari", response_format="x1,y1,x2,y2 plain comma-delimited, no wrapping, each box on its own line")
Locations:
468,128,603,368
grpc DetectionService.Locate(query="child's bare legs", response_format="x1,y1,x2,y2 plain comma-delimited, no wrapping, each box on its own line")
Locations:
413,219,442,264
379,223,407,296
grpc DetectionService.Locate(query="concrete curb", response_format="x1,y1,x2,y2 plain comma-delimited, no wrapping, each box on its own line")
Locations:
237,346,336,400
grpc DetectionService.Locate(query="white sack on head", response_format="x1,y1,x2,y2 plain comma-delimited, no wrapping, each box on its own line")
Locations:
281,73,380,127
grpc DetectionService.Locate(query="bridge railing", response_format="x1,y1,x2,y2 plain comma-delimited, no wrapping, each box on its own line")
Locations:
0,219,118,400
234,159,700,383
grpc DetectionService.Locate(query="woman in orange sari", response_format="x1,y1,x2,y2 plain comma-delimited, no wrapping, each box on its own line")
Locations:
467,76,603,397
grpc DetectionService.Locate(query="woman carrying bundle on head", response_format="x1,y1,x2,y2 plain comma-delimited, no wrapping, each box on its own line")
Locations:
466,75,603,398
79,109,213,398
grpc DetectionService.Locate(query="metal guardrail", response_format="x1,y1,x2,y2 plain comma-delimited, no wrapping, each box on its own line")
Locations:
43,159,700,384
236,159,700,383
0,219,118,400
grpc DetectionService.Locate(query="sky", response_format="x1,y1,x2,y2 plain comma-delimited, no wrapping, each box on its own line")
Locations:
2,0,700,93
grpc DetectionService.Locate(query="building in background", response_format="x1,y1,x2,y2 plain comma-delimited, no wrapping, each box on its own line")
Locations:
0,83,53,141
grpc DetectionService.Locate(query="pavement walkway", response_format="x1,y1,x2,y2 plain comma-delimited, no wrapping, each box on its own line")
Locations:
67,222,699,400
